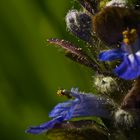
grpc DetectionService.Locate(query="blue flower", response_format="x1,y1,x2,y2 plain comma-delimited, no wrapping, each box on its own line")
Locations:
99,28,140,80
26,88,113,134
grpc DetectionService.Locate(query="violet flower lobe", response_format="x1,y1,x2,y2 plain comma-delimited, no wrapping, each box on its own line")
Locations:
99,28,140,80
26,88,114,134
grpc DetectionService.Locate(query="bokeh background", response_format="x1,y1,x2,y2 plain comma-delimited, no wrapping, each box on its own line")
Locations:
0,0,93,139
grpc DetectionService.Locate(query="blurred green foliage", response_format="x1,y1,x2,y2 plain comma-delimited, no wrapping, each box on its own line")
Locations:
0,0,92,139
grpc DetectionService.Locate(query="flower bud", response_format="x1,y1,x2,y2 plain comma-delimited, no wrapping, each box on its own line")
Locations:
66,10,94,44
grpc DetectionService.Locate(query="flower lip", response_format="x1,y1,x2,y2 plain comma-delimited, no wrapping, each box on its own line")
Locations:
25,116,64,134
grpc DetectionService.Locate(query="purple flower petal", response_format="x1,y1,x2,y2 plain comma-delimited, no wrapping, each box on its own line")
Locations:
70,88,113,118
114,52,140,80
49,100,77,118
25,116,64,134
99,48,124,61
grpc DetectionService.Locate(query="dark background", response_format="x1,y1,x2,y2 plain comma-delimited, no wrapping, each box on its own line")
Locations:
0,0,92,139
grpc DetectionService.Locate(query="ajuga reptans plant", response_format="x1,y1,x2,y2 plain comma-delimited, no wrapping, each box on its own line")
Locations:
26,0,140,140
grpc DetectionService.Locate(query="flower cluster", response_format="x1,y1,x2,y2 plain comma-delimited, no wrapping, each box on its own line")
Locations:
26,0,140,139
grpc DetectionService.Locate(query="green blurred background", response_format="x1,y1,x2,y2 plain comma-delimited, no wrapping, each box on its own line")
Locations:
0,0,92,139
